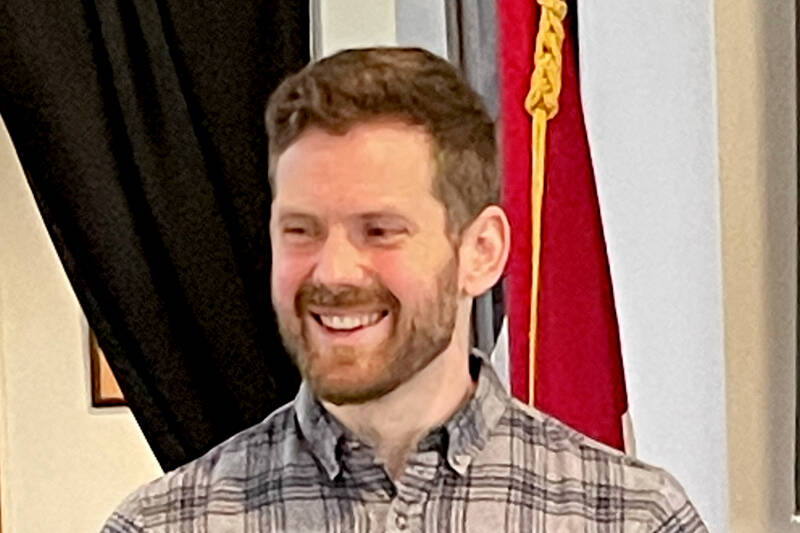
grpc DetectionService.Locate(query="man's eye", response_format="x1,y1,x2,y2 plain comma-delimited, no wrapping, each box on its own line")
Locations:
282,226,316,241
365,226,404,240
284,227,307,234
366,227,387,237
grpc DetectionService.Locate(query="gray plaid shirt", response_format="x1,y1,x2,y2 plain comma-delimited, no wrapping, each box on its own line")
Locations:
102,354,707,532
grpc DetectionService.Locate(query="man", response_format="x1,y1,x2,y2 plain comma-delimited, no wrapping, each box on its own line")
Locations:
102,47,706,532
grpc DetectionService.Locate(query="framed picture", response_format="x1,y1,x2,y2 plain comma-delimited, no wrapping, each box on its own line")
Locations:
89,330,126,407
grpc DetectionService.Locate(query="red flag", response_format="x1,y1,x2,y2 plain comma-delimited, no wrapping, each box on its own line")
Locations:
498,0,628,450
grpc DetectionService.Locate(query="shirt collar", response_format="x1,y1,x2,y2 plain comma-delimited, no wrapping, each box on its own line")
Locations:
443,349,509,475
294,380,344,480
293,349,510,480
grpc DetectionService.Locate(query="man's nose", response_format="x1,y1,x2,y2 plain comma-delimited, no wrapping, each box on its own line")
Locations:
312,227,366,286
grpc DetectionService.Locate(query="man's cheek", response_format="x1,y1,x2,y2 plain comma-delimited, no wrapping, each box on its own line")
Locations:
370,256,423,298
272,260,305,310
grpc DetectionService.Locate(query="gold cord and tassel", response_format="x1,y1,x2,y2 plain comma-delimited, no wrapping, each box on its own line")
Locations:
523,0,567,405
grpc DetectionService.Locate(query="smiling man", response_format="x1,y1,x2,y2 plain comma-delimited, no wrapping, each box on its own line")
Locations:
102,48,706,532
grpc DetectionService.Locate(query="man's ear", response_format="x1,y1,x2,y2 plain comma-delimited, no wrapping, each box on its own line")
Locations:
457,205,511,297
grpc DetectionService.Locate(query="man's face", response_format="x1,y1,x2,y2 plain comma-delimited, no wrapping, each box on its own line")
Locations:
270,120,462,405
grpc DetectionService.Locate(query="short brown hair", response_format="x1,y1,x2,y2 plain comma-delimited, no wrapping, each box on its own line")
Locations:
265,47,497,239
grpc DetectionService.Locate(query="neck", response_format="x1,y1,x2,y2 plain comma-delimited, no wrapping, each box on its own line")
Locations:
322,322,475,478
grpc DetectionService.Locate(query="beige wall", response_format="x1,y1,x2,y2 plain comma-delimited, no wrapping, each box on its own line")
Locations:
717,1,798,532
0,118,163,533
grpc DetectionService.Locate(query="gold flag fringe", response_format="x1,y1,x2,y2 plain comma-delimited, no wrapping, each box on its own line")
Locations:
523,0,567,405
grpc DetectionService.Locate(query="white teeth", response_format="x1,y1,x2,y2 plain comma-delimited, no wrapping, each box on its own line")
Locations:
318,312,382,331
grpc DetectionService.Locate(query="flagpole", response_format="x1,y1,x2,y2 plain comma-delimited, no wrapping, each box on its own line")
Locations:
525,0,567,405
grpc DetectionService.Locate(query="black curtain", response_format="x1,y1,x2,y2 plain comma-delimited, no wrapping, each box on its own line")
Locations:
0,0,307,471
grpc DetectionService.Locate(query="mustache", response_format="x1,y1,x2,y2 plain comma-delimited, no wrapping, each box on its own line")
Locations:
295,282,400,313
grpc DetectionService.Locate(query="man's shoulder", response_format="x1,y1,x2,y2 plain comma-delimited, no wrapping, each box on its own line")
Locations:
101,401,298,532
491,398,706,531
166,399,298,480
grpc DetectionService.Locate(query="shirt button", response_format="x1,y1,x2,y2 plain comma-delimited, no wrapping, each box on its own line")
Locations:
394,514,407,530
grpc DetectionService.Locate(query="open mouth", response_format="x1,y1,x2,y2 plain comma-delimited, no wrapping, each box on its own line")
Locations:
310,310,390,334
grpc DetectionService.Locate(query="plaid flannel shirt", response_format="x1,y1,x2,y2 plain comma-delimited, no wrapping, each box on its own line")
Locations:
102,353,707,532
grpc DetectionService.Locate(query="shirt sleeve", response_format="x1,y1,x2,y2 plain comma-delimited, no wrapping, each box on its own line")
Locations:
652,501,709,532
648,472,709,533
99,512,143,533
99,491,145,532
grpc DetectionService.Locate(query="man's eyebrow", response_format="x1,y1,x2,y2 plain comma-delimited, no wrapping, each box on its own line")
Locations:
358,212,418,229
275,210,317,222
273,210,420,232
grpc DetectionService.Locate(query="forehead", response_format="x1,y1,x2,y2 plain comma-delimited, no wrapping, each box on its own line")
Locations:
272,121,439,212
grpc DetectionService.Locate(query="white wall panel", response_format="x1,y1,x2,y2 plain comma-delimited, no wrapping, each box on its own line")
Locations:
577,2,727,531
317,0,396,57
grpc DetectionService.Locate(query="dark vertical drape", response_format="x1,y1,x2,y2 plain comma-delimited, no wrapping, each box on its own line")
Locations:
0,0,307,471
444,0,505,353
444,0,499,121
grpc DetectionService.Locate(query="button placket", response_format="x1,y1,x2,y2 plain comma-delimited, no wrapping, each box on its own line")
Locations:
382,450,442,532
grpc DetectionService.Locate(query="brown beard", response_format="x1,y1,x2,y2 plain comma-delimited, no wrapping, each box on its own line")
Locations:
275,256,459,405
